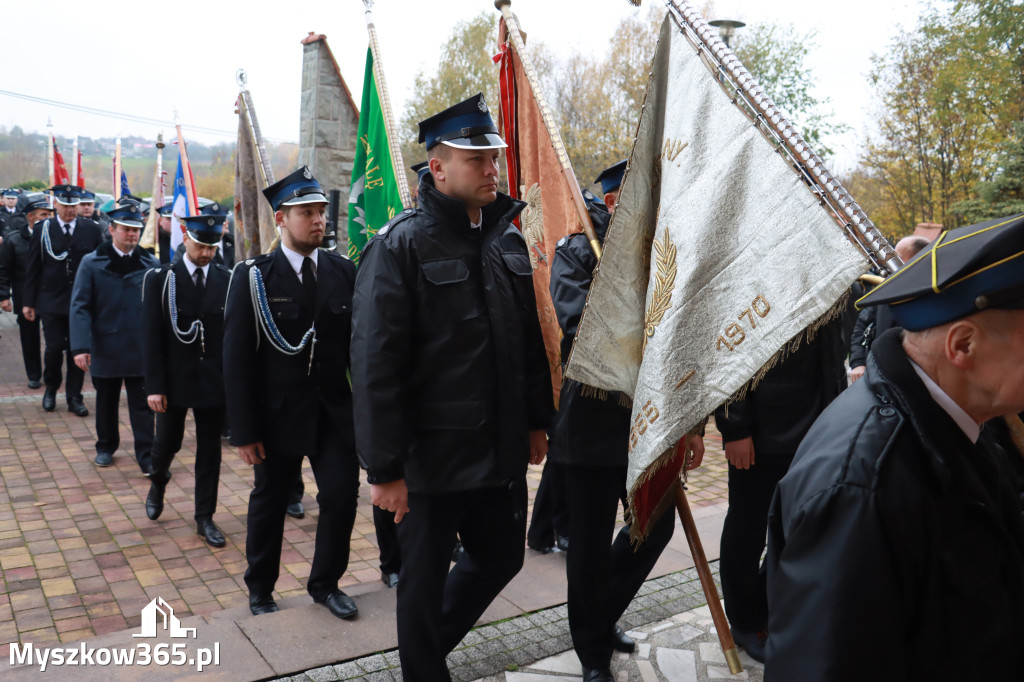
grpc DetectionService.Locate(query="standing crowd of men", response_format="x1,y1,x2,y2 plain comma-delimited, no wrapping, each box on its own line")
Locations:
2,90,1024,682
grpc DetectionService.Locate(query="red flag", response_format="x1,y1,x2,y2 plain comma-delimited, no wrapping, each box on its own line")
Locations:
76,149,85,188
52,137,70,185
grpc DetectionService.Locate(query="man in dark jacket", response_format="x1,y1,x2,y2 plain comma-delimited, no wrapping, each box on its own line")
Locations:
224,167,360,621
714,308,847,660
0,188,23,237
142,208,231,547
765,214,1024,680
849,235,930,382
351,94,553,681
70,199,158,470
0,196,51,388
23,185,105,416
550,162,704,682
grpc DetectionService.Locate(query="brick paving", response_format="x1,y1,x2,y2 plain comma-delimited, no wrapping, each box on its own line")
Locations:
0,312,729,658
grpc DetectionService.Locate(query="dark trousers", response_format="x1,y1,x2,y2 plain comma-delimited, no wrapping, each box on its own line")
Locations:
151,405,223,521
243,408,359,600
373,506,401,574
16,309,41,382
527,459,570,549
396,480,528,681
92,375,154,470
41,314,83,400
288,471,304,506
564,464,674,669
720,451,792,633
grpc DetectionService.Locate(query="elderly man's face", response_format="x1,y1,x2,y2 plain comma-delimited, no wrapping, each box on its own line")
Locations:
970,310,1024,417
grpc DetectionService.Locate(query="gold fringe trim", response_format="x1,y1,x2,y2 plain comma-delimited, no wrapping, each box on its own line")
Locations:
723,290,850,411
575,383,634,409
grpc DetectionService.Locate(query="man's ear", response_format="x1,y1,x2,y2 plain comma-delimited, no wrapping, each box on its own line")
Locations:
429,157,444,183
603,191,618,212
274,209,285,227
945,320,978,370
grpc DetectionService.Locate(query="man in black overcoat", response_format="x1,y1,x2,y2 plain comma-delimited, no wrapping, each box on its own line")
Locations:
23,185,105,416
351,94,554,681
142,207,231,547
224,166,360,620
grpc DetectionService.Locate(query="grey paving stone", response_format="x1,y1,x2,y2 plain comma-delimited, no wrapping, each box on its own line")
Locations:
306,667,342,681
358,654,388,673
333,662,365,679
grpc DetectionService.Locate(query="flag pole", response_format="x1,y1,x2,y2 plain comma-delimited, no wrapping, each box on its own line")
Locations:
46,118,55,187
174,115,198,216
362,0,411,208
141,133,165,258
495,0,601,258
236,70,276,189
71,137,78,187
114,135,123,201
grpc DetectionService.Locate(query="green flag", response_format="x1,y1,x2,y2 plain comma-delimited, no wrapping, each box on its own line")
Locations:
348,47,405,265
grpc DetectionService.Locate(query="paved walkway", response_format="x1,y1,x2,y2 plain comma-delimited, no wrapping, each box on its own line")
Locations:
0,311,735,679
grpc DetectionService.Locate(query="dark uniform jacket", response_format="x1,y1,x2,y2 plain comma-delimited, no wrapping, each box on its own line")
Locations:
1,211,26,239
715,320,846,455
351,177,554,494
548,201,631,467
69,242,158,378
0,221,33,309
24,217,105,315
765,328,1024,681
142,259,230,409
223,247,356,457
848,303,894,369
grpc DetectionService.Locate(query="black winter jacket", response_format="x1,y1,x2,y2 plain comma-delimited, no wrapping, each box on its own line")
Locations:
351,177,553,493
765,328,1024,681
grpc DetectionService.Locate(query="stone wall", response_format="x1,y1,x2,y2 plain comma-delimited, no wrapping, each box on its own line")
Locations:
298,34,359,253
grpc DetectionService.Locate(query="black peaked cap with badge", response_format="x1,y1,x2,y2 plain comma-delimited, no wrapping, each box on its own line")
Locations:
594,160,627,195
417,93,506,151
857,213,1024,331
181,202,227,247
262,166,328,211
51,184,80,205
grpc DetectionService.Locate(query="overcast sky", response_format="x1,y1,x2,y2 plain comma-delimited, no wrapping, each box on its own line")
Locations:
0,0,927,172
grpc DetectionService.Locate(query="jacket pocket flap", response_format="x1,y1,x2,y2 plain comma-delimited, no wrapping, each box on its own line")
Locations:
417,400,485,430
501,251,533,276
421,259,470,285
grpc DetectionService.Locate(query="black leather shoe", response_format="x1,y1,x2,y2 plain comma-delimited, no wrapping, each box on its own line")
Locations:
197,518,226,548
381,571,399,588
42,388,56,412
27,380,42,389
528,542,557,554
582,668,614,682
315,590,358,620
731,628,767,663
611,625,636,653
68,397,89,417
451,540,466,563
286,501,304,519
94,451,114,467
249,594,278,615
145,483,165,520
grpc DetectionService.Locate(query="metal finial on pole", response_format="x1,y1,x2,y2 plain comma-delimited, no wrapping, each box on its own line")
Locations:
236,69,248,89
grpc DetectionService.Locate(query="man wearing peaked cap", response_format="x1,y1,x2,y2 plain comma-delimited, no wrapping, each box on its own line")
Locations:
77,190,96,220
351,94,553,680
69,199,158,471
764,214,1024,680
142,208,231,547
23,184,106,416
223,166,361,620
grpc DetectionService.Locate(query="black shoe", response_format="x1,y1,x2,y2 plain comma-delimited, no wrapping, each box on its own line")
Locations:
249,594,278,615
94,451,114,467
381,571,399,588
555,534,570,552
583,668,614,682
27,380,42,389
68,397,89,417
451,540,466,563
286,501,304,519
145,483,165,520
611,625,636,653
197,518,226,548
528,542,557,554
42,388,56,412
731,628,767,663
315,590,358,620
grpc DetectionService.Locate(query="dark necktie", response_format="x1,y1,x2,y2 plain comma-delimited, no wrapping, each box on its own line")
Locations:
301,256,317,305
194,268,205,298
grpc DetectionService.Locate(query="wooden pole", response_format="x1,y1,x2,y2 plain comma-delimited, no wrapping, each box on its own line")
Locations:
46,118,55,187
674,481,742,674
114,136,122,201
71,137,78,186
174,122,198,216
495,0,602,258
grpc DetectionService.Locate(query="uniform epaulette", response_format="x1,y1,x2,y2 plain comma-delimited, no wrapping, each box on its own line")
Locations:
320,248,347,262
375,208,418,239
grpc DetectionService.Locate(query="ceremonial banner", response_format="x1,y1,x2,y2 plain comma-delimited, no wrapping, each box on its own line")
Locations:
495,17,579,402
347,47,405,265
170,149,198,253
565,15,869,535
75,148,85,189
234,90,278,258
52,138,70,185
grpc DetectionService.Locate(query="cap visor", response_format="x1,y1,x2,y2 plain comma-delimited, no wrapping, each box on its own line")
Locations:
279,192,329,207
441,133,507,150
55,197,80,206
112,218,144,228
185,230,222,246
